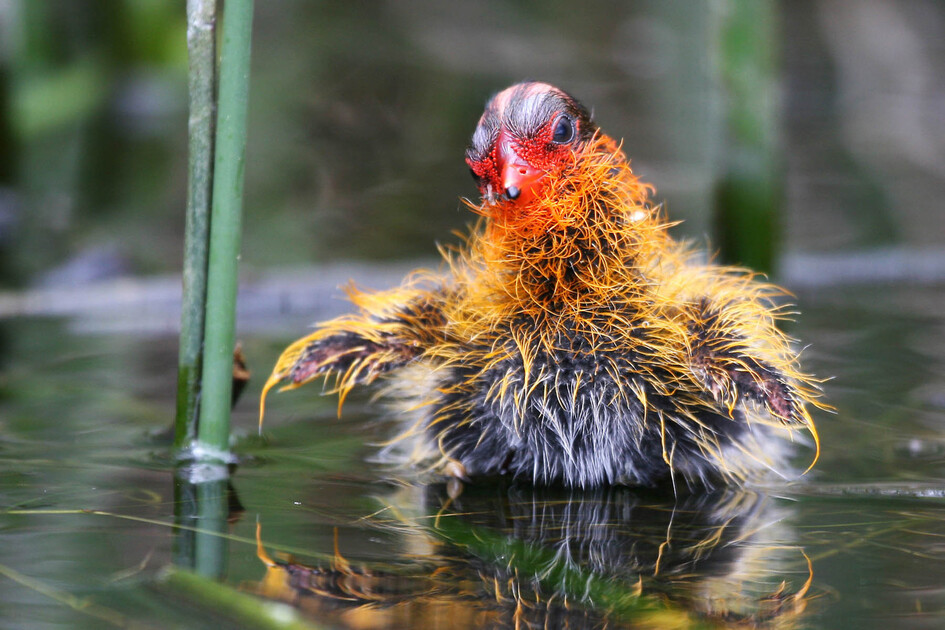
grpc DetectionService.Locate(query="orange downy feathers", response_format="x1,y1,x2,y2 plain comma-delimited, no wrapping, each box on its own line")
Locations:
260,83,824,489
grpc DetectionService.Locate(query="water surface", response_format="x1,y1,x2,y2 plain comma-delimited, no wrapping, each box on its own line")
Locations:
1,281,944,628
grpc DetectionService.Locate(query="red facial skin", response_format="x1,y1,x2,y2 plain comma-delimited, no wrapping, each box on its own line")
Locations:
466,83,586,208
496,130,546,206
468,122,575,207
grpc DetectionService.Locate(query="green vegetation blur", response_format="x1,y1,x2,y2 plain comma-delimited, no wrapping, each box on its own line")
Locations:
1,1,940,286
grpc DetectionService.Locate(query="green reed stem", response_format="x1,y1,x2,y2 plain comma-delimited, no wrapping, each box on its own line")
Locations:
175,0,218,448
196,0,254,454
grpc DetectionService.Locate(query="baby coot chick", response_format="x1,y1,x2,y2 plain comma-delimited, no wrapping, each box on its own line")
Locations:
261,82,823,490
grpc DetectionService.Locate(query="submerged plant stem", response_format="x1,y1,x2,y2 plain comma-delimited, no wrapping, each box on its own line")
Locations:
0,560,129,627
161,568,319,629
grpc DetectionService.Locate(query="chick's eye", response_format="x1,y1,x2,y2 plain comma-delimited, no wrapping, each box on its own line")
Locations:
551,115,575,144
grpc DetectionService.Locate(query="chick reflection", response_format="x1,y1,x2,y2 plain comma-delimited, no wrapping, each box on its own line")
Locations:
248,483,813,628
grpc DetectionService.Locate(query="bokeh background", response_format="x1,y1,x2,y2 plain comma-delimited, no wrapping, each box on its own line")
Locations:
2,0,943,290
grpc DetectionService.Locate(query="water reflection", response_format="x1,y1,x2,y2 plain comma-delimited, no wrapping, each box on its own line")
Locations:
173,476,243,580
247,481,813,628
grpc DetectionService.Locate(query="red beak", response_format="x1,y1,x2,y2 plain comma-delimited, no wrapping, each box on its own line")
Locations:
498,135,544,205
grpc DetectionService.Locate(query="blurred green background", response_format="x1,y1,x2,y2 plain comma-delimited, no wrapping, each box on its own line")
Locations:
2,0,943,290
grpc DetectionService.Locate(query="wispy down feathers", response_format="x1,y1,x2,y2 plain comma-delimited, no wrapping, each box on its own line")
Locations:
261,84,824,489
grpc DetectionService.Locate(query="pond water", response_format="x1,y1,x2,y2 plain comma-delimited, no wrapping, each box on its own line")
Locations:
1,279,944,629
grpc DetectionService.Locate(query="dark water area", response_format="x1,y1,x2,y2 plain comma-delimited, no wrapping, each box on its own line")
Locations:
1,281,945,628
